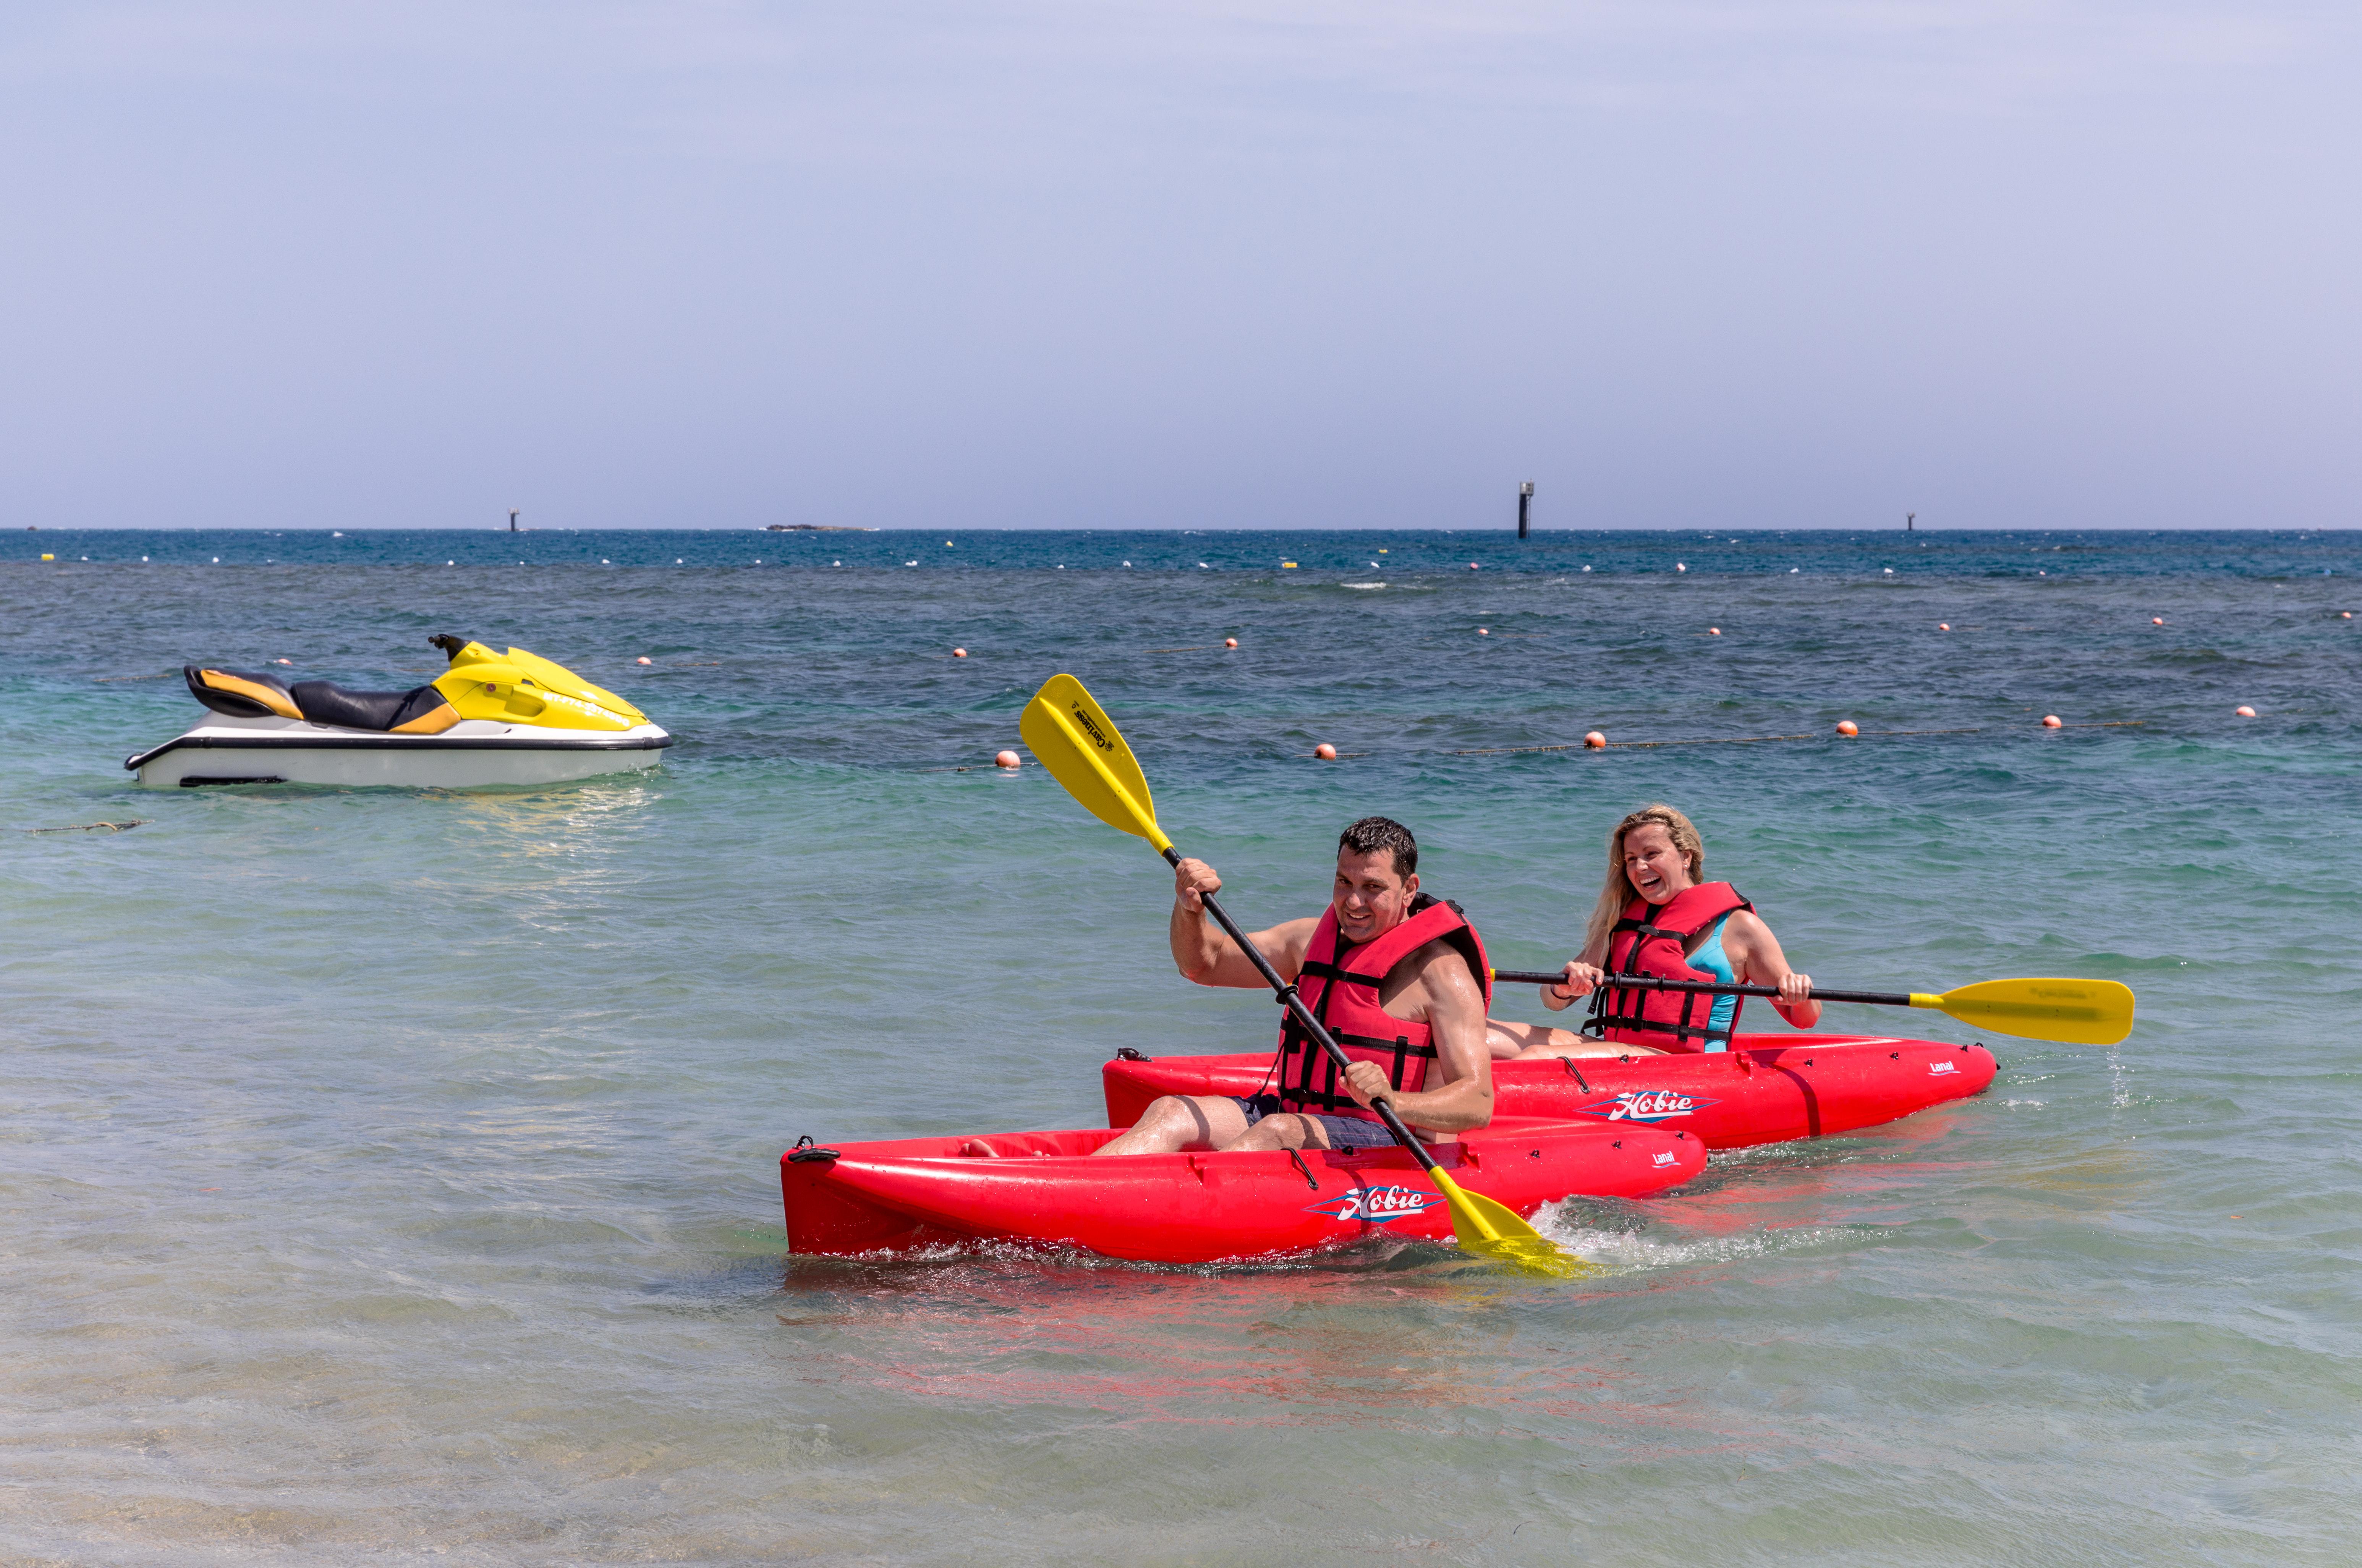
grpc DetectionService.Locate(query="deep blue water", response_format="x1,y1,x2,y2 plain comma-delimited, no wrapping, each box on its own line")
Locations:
7,524,2357,579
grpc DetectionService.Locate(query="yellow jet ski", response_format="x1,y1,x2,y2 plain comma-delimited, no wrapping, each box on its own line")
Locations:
126,635,672,788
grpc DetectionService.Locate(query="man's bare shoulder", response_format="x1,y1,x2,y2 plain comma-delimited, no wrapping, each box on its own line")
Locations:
1388,936,1476,992
1260,915,1321,960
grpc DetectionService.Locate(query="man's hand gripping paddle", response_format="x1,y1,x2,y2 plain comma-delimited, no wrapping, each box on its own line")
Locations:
1487,971,2135,1046
1022,673,1592,1280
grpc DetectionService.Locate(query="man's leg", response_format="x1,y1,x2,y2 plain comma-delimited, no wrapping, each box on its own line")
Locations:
1094,1094,1254,1156
1230,1111,1335,1152
1494,1020,1667,1060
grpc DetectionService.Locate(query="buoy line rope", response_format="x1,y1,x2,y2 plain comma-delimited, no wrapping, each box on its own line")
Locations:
919,719,2148,771
1452,722,2140,756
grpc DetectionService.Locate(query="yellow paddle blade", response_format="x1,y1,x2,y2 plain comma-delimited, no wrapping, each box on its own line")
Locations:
1019,674,1172,853
1914,977,2136,1045
1429,1169,1600,1279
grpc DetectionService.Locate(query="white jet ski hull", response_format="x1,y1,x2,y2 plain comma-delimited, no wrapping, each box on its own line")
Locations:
127,714,672,789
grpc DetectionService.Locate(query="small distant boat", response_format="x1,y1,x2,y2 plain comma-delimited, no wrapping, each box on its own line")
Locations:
126,635,671,789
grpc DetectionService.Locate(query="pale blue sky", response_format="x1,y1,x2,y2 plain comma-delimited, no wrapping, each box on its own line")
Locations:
2,2,2352,530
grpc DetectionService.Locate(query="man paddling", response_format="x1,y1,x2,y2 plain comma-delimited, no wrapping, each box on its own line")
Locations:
1095,816,1497,1155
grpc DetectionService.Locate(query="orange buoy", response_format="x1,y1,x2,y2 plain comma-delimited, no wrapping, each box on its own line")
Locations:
2235,706,2255,718
1938,622,1950,631
1583,731,1606,749
1224,637,1238,648
995,749,1021,768
1708,627,1721,636
2344,612,2353,619
1468,563,1480,571
2042,715,2063,728
1314,743,1337,760
1836,721,1859,736
953,647,968,658
637,656,652,665
2151,617,2163,626
1477,627,1489,636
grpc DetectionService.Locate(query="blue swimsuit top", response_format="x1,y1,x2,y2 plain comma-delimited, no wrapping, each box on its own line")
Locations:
1689,914,1739,1051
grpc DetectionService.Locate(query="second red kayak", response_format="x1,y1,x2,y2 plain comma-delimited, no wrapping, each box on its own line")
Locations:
1103,1032,1996,1152
783,1118,1706,1265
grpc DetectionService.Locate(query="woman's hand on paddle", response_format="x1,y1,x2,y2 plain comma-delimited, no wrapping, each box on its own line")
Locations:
1543,961,1603,1011
1771,968,1821,1027
1172,857,1221,911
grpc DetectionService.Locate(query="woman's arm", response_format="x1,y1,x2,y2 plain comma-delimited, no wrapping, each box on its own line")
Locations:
1723,910,1820,1028
1540,936,1611,1013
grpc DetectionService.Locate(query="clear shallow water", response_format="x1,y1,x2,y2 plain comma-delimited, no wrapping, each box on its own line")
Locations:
3,530,2358,1563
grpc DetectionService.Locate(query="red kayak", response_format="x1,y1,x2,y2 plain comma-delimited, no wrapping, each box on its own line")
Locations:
781,1118,1706,1265
1102,1033,1996,1152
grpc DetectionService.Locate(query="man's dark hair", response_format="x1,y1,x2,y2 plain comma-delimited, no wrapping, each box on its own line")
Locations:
1338,816,1417,878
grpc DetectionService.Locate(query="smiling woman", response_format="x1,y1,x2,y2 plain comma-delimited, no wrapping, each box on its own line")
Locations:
1487,803,1820,1059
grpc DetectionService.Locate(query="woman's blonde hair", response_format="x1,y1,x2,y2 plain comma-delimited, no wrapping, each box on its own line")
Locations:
1584,804,1706,958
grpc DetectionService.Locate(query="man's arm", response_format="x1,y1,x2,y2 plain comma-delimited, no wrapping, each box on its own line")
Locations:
1169,857,1314,989
1340,943,1494,1134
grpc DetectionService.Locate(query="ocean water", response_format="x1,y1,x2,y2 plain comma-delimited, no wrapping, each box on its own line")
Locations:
3,529,2357,1565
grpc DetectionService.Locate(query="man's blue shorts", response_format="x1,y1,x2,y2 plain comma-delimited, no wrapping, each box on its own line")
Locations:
1232,1094,1396,1150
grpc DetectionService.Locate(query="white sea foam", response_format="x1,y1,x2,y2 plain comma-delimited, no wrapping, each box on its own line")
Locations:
1534,1210,1891,1273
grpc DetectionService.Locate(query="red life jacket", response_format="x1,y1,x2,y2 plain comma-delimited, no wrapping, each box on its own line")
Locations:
1273,894,1490,1123
1583,882,1753,1053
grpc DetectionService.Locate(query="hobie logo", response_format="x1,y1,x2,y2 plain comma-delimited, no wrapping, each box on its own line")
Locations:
1071,705,1115,752
1928,1060,1958,1076
1305,1184,1441,1224
1578,1091,1719,1124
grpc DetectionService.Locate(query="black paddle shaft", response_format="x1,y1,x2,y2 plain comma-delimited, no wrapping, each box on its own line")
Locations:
1164,847,1436,1170
1491,969,1914,1008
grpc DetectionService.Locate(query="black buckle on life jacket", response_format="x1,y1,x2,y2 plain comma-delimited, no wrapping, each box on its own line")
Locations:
1332,1029,1438,1062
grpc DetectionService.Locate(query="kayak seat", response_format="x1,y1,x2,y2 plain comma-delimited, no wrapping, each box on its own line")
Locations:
185,666,461,735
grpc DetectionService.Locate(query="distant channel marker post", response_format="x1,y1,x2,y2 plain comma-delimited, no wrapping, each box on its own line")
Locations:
1517,481,1534,540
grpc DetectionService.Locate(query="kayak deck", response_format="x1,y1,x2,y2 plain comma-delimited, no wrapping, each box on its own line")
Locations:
781,1118,1706,1265
1102,1034,1996,1152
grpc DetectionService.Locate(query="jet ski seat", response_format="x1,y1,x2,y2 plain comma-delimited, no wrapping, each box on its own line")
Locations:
184,666,462,735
